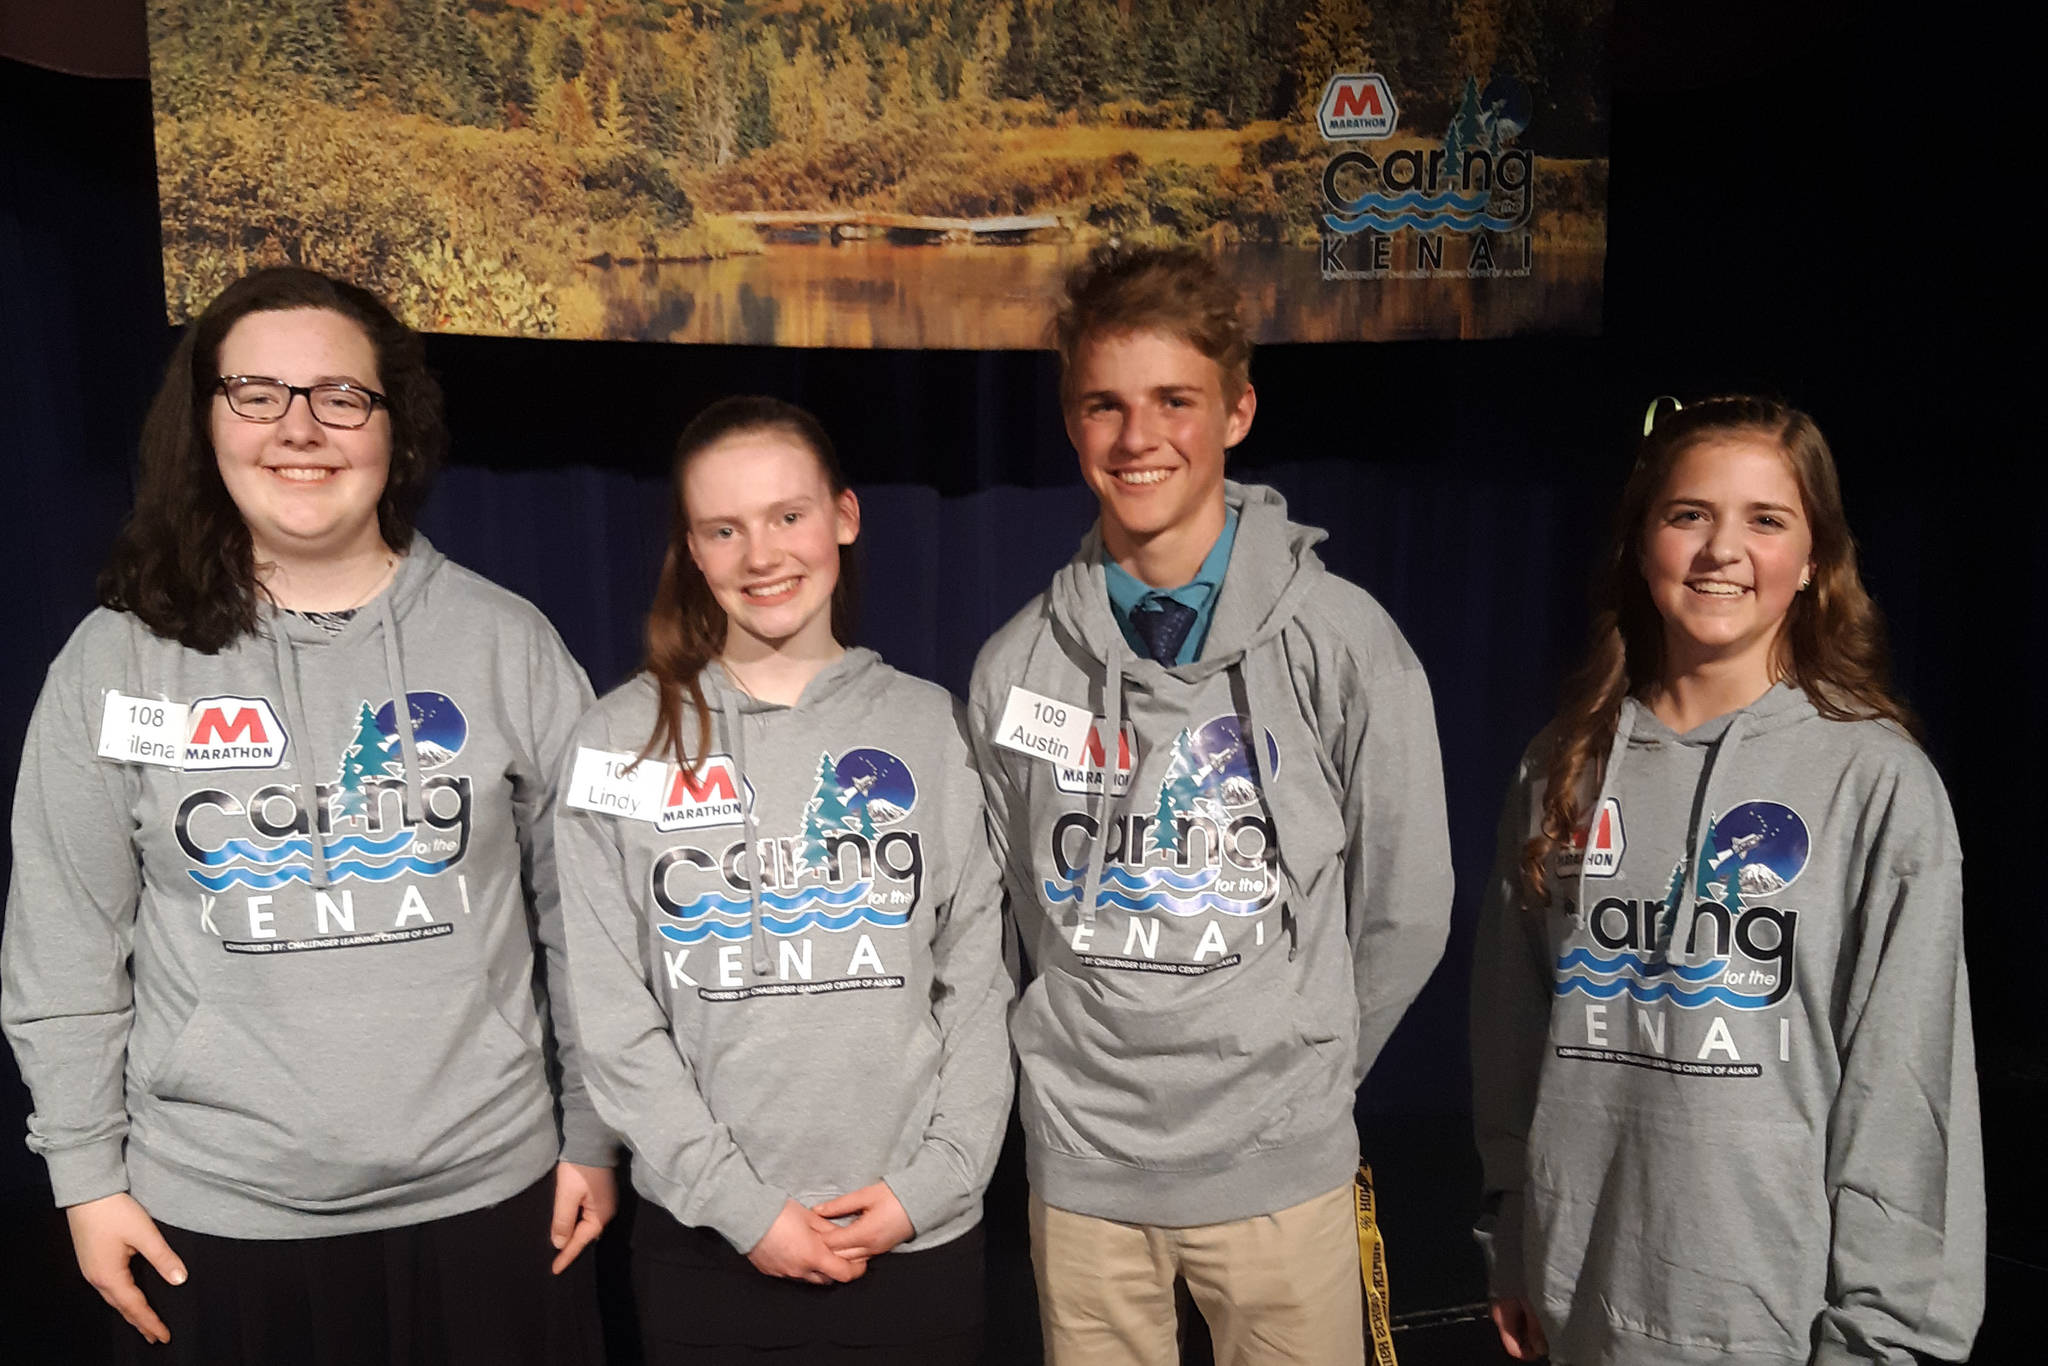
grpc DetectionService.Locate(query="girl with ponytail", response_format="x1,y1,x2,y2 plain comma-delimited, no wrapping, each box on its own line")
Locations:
1471,397,1983,1364
552,398,1011,1363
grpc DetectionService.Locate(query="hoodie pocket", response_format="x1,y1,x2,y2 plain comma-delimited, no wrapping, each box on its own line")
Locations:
1015,973,1347,1173
140,985,547,1207
1525,1104,1828,1354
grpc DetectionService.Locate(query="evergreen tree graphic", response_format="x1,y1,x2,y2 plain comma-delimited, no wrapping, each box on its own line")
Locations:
1150,730,1201,859
799,751,851,874
332,701,393,822
1443,74,1485,186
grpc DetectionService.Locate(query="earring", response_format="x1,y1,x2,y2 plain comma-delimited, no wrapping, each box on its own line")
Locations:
1798,569,1812,591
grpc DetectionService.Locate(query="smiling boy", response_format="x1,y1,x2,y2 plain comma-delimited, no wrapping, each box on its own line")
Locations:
967,247,1454,1363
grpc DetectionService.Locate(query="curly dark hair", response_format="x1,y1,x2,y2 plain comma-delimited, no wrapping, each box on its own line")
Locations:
98,267,446,652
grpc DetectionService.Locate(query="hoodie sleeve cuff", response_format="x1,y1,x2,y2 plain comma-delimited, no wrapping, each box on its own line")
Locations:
1473,1197,1527,1299
557,1106,620,1168
45,1139,129,1209
883,1146,973,1241
699,1177,790,1258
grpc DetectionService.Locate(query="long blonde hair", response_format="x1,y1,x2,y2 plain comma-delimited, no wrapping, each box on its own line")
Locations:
1522,396,1917,905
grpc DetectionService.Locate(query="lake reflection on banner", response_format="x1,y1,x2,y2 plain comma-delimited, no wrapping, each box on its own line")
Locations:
577,244,1605,350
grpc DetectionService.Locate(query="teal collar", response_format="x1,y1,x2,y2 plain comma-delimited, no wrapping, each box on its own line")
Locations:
1103,507,1238,666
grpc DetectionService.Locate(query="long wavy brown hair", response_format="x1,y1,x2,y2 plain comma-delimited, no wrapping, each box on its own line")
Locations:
97,267,444,652
1522,395,1917,905
639,396,861,771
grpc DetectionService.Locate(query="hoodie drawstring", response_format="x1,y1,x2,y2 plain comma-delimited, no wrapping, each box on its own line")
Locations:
269,625,332,888
1074,650,1124,928
376,595,426,827
722,685,772,975
1225,662,1300,960
1661,711,1753,955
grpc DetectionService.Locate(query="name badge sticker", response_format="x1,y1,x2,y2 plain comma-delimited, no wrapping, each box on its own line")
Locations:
98,691,190,769
565,747,669,822
993,686,1097,766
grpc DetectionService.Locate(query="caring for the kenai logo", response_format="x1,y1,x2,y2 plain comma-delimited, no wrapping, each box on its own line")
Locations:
175,690,474,948
1555,798,1809,1074
1049,713,1282,973
652,746,922,1001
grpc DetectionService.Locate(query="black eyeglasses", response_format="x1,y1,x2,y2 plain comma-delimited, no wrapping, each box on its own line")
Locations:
215,376,388,430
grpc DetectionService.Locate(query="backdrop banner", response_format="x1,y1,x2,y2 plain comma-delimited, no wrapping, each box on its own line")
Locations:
147,0,1608,347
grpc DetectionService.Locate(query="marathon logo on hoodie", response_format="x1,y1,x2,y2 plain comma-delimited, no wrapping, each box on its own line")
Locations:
176,691,476,953
98,693,289,770
1554,799,1810,1077
650,746,921,1003
1046,714,1282,974
1556,796,1625,878
657,756,751,831
1052,721,1139,796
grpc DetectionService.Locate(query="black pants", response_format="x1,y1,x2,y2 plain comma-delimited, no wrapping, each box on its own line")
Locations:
632,1200,985,1365
119,1173,602,1366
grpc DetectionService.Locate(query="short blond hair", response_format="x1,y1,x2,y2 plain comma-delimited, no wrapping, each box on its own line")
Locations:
1051,245,1252,403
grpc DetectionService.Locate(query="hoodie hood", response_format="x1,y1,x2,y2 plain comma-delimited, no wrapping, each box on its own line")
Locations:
1047,481,1326,682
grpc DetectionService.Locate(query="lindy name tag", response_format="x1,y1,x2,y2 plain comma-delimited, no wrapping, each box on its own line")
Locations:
565,747,669,822
98,691,190,768
993,686,1097,766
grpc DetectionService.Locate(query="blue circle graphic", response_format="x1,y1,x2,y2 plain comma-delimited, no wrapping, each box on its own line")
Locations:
374,691,468,769
836,748,916,825
1703,800,1810,903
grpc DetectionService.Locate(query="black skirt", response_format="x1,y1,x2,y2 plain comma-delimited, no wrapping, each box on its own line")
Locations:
632,1199,985,1365
118,1172,602,1366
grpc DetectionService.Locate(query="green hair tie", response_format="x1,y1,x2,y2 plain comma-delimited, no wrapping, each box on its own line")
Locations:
1642,395,1683,436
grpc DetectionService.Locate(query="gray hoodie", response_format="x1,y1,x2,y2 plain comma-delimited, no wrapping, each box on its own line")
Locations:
967,481,1453,1226
1,539,603,1237
553,650,1011,1256
1471,683,1984,1365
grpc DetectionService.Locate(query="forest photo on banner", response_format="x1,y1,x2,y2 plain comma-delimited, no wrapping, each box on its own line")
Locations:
148,0,1608,347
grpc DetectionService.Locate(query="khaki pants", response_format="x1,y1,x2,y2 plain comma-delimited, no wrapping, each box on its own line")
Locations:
1029,1185,1365,1366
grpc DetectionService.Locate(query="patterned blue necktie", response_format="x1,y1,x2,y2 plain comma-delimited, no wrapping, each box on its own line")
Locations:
1131,597,1199,665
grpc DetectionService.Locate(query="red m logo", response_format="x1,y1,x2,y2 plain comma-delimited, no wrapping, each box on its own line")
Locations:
190,706,268,745
1333,82,1384,118
1078,726,1133,771
668,762,739,805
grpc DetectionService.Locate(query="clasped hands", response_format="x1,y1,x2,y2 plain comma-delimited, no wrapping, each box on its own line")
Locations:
745,1182,913,1285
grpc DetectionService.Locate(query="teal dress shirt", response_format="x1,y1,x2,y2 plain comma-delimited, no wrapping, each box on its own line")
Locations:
1103,507,1238,667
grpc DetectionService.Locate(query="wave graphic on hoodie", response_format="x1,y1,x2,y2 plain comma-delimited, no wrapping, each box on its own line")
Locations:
189,853,456,892
189,829,421,868
656,904,911,944
1554,948,1728,983
1042,867,1265,917
1552,948,1772,1010
654,880,908,941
